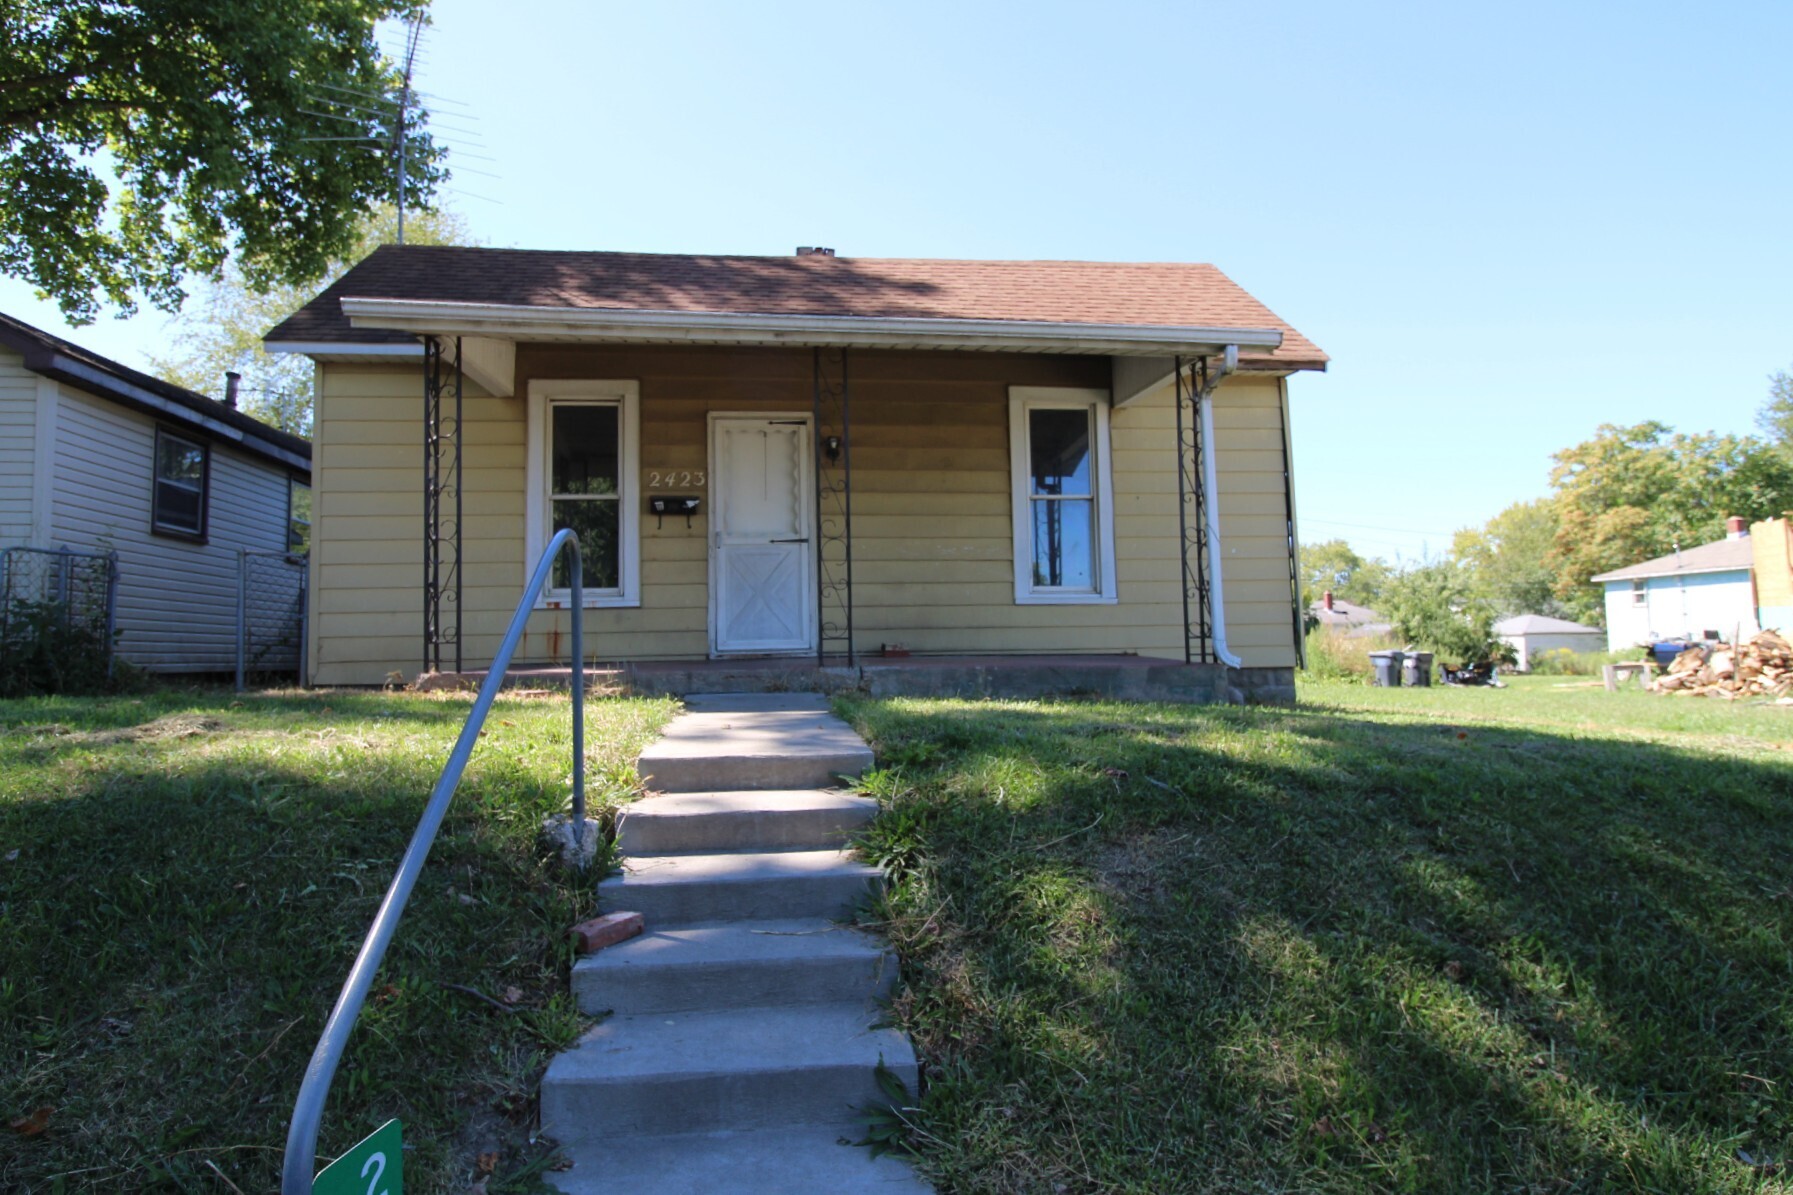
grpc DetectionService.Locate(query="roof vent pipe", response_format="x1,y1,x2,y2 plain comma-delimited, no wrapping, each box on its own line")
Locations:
224,371,240,409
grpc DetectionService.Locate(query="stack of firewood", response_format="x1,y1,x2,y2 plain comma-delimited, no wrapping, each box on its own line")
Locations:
1649,630,1793,698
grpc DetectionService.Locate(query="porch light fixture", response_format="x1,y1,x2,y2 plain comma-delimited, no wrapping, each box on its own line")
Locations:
824,435,842,464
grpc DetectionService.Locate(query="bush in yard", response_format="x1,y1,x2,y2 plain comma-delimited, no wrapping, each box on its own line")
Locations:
1303,628,1393,682
1379,560,1504,669
0,595,114,696
1528,647,1641,676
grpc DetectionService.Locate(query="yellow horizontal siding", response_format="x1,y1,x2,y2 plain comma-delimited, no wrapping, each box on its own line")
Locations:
309,351,1301,683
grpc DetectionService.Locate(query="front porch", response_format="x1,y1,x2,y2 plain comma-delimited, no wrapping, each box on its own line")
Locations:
429,653,1296,705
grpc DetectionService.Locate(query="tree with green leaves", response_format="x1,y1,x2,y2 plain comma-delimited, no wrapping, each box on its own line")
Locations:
1545,421,1793,623
151,204,475,434
1299,538,1392,609
1,0,445,322
1451,498,1563,618
1758,367,1793,451
1379,560,1502,669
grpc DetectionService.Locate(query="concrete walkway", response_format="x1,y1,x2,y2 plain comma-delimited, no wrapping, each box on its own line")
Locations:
542,694,931,1193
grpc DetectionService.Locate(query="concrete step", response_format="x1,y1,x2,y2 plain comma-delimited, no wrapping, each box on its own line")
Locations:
572,919,898,1016
599,849,882,927
545,1125,932,1194
617,789,879,854
637,694,874,793
540,1002,919,1139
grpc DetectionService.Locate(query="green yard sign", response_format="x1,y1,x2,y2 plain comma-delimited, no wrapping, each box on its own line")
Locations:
313,1119,402,1195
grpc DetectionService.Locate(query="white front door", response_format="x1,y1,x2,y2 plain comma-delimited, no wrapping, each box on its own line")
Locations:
709,415,815,655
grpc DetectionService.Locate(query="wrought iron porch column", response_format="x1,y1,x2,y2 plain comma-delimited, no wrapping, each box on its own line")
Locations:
423,335,464,674
1174,355,1214,664
813,347,855,666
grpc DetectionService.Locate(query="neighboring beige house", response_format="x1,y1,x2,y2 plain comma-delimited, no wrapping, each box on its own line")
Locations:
1751,516,1793,634
266,246,1325,702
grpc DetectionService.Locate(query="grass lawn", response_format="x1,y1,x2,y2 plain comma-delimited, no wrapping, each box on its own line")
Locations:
0,686,673,1193
840,677,1793,1193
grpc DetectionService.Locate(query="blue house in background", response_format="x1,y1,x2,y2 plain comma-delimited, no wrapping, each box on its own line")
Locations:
1590,519,1758,651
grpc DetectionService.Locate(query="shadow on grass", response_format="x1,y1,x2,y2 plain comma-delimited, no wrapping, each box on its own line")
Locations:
0,745,592,1192
843,698,1793,1194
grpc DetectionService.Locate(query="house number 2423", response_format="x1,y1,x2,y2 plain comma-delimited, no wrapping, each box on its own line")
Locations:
647,470,706,487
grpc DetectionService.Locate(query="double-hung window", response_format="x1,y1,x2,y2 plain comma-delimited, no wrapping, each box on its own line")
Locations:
152,428,208,539
1009,387,1117,604
526,380,640,607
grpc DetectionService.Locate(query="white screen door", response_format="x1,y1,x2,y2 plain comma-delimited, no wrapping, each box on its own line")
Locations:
710,416,815,655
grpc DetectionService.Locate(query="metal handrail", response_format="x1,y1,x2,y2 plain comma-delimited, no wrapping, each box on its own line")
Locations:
282,528,588,1192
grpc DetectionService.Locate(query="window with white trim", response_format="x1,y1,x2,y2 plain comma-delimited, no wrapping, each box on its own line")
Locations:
526,380,640,606
1630,579,1647,606
1009,387,1118,604
152,427,208,539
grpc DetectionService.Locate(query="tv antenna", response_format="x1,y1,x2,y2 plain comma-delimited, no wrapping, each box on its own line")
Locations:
392,13,424,243
296,16,498,245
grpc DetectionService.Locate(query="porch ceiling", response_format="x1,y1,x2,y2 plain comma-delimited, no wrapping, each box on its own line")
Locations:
330,297,1286,359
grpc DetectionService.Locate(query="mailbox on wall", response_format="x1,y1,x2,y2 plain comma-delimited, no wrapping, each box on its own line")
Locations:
648,495,701,527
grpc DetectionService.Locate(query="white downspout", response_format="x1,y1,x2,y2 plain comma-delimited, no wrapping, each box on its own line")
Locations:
1197,346,1244,669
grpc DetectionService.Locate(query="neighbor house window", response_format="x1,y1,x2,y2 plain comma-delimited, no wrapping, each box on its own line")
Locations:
525,380,640,607
1631,580,1647,606
287,478,311,555
1008,387,1117,604
152,428,208,539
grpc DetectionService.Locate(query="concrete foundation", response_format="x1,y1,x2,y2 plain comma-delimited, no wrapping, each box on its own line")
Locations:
425,655,1298,706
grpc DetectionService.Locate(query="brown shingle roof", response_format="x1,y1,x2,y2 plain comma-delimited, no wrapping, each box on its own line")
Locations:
0,310,309,470
265,246,1326,370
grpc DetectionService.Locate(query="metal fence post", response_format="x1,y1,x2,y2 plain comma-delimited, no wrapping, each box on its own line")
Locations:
0,548,13,671
298,564,310,689
104,552,119,679
236,547,247,693
56,545,72,630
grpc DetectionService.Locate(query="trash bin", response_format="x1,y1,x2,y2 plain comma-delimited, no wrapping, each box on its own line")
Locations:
1368,650,1405,687
1650,641,1690,669
1402,651,1434,687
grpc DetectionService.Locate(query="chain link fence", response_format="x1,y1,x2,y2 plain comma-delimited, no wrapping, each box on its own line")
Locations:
0,545,119,695
237,549,307,689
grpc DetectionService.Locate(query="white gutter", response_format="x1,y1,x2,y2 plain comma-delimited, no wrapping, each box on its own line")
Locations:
1196,347,1244,670
264,341,424,359
331,297,1287,357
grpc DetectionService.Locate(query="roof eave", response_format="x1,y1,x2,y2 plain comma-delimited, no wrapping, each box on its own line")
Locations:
305,298,1290,358
1592,564,1752,583
24,350,311,472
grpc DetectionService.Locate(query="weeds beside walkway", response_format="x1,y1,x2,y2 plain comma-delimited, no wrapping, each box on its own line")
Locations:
844,679,1793,1193
0,687,673,1193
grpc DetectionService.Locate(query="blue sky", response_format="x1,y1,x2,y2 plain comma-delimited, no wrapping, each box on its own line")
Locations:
4,0,1789,563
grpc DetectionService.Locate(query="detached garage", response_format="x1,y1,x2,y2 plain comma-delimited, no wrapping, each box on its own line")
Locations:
1495,614,1605,672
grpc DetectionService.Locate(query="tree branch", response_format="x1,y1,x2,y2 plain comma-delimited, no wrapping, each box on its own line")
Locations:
0,70,82,95
0,96,141,130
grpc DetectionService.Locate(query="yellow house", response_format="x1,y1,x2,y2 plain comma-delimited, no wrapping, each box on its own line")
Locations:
266,247,1326,702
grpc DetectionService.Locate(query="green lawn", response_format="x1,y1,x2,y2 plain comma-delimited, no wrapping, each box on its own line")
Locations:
839,677,1793,1194
5,679,1790,1193
0,687,674,1193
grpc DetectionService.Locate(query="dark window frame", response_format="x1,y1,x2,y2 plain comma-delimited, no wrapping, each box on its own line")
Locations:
151,426,210,542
